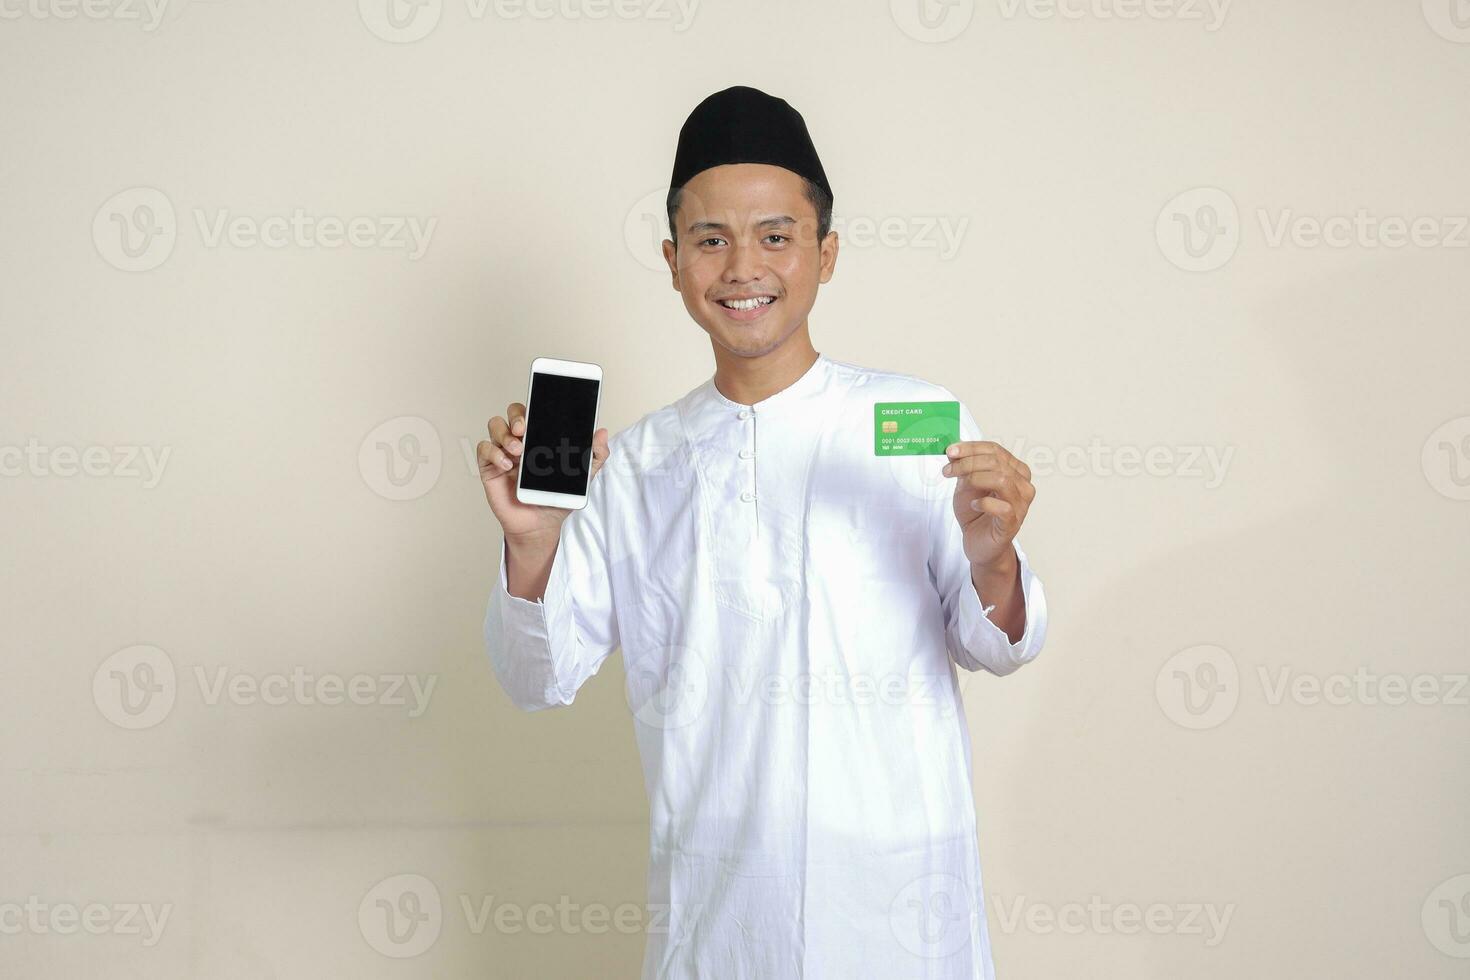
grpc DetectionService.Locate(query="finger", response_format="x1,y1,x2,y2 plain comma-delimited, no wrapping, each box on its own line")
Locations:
946,457,1033,503
507,402,527,437
958,469,1020,500
589,428,610,473
477,439,516,476
945,439,1010,461
949,442,1030,484
942,453,1011,478
486,416,523,458
969,495,1016,530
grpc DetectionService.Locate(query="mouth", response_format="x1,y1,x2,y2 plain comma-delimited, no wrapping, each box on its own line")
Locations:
715,294,777,322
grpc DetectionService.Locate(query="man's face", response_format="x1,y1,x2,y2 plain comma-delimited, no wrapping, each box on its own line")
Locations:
662,163,838,360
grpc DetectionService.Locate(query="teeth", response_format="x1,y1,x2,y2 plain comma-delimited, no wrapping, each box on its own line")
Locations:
721,297,775,311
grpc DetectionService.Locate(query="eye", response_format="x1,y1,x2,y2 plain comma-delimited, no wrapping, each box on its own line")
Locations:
698,236,726,248
764,234,790,245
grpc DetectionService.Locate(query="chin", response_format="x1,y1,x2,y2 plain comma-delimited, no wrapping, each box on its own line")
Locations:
712,326,788,358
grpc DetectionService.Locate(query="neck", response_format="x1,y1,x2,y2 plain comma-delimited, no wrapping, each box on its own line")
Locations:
711,324,820,406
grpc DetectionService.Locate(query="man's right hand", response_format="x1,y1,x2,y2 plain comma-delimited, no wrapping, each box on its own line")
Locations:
477,401,611,542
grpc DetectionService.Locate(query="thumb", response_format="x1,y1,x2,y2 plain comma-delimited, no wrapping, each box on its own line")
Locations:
589,428,611,477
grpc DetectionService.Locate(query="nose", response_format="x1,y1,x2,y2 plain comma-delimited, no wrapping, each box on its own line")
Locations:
721,240,764,284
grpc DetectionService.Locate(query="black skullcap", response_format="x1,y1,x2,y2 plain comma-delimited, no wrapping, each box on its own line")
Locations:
669,86,832,204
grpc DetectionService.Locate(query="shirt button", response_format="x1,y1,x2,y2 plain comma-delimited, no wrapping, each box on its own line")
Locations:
739,448,754,459
738,410,752,420
739,490,755,502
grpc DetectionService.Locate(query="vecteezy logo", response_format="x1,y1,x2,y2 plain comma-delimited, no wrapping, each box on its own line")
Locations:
626,645,709,730
623,187,675,273
359,416,442,501
359,874,443,958
1423,0,1470,42
1422,416,1470,501
890,872,973,959
93,187,177,272
1156,187,1240,272
1422,874,1470,957
358,0,442,42
93,645,177,730
890,0,975,42
884,442,957,506
1155,644,1239,730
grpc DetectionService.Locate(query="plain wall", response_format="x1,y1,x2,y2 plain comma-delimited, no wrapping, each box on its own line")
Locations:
3,0,1469,975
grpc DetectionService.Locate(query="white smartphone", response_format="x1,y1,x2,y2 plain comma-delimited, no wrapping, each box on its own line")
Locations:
514,356,603,510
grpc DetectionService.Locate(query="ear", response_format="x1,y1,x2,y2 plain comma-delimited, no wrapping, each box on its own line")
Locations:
662,237,680,290
818,231,839,284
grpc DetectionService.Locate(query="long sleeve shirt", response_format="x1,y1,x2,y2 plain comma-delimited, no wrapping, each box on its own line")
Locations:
485,352,1048,979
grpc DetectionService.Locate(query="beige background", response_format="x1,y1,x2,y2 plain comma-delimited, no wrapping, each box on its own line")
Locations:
3,0,1469,976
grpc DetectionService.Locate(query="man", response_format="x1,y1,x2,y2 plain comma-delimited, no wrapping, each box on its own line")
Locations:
479,86,1048,979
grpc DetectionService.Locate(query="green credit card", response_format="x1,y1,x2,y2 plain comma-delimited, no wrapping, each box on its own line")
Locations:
873,401,960,456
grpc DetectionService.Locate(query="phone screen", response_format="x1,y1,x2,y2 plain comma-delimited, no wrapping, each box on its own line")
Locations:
519,372,600,496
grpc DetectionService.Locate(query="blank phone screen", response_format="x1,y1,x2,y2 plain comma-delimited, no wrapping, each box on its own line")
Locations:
519,372,600,495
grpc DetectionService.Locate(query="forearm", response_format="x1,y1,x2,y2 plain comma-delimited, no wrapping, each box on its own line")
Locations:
971,549,1024,644
505,530,561,601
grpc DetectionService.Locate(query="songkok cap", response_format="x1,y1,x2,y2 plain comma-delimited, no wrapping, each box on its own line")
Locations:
669,86,832,205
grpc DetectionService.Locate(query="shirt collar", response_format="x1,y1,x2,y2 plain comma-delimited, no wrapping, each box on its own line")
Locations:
700,351,832,414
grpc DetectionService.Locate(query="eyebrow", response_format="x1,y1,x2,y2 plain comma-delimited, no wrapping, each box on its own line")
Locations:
685,215,798,235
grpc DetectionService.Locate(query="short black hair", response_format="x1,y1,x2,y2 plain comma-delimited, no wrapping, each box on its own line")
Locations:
665,176,833,247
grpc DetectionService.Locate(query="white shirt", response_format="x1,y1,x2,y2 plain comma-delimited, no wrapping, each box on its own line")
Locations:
485,352,1048,979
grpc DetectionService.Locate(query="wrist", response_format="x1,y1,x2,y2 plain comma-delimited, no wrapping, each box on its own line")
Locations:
503,527,561,602
505,526,561,555
971,547,1020,604
972,545,1018,581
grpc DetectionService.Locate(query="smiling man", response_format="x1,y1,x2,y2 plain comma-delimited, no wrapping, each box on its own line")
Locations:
480,86,1048,979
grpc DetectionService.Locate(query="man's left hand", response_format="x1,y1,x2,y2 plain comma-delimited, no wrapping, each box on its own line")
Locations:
942,440,1035,572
